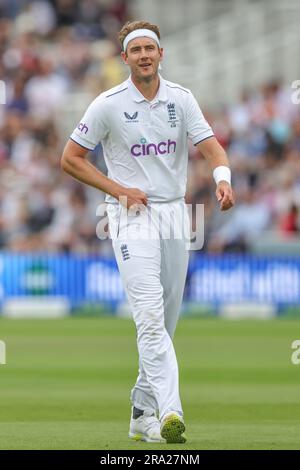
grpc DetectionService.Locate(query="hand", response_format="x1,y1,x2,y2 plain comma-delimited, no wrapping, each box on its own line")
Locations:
118,188,148,211
216,181,235,211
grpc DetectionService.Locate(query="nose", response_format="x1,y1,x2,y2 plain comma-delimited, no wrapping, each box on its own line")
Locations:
140,48,150,58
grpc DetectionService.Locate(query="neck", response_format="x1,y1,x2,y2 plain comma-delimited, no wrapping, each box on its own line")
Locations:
131,74,160,101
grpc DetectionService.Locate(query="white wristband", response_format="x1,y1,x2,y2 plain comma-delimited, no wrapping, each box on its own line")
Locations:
213,166,231,185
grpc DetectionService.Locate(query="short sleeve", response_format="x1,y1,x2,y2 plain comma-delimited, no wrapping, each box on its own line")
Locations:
186,92,214,145
70,97,109,150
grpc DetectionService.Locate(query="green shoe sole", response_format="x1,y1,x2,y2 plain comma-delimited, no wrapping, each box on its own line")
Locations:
161,414,187,444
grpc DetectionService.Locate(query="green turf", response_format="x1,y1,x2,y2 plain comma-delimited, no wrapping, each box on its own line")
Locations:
0,316,300,449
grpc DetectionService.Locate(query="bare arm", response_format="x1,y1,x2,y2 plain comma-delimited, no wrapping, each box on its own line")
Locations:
61,140,147,208
196,136,235,211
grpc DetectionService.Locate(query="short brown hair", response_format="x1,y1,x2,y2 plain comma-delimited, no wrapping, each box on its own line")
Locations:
118,21,161,49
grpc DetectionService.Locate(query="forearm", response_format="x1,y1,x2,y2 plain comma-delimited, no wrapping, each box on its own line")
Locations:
196,136,232,187
203,142,229,170
61,154,125,200
196,137,229,169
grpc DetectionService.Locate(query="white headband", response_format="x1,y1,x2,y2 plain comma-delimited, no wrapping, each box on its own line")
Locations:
123,28,160,52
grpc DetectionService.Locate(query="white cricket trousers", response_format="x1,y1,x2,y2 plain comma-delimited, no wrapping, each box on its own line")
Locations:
107,199,189,420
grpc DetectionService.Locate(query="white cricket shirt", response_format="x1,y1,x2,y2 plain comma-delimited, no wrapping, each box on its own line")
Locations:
70,75,214,203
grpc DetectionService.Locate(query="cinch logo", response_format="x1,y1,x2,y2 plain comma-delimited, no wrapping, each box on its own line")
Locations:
131,138,177,157
78,122,88,134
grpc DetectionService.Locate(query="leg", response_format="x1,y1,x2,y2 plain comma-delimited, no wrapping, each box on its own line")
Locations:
112,236,183,420
161,237,189,339
107,204,158,413
130,358,158,412
160,199,190,339
132,236,188,416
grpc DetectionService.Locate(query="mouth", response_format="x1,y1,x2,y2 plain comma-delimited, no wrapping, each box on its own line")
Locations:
139,63,152,69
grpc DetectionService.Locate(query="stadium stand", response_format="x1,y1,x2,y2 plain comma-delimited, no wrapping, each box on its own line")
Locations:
0,0,299,255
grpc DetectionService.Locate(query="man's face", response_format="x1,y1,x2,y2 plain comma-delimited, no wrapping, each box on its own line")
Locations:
121,37,163,82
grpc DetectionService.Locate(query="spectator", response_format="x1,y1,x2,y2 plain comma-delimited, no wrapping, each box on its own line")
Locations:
0,1,299,254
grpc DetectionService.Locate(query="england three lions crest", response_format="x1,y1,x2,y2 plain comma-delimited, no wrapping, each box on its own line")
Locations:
167,102,179,128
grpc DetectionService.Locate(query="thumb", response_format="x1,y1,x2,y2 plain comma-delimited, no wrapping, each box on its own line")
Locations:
216,189,223,202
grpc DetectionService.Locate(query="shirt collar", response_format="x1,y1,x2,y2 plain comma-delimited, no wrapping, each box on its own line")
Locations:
127,74,168,103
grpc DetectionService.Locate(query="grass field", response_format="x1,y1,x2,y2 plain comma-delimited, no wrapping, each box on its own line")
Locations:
0,316,300,450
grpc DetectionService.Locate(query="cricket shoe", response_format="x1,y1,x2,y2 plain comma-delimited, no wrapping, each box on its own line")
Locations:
160,412,187,443
129,407,166,443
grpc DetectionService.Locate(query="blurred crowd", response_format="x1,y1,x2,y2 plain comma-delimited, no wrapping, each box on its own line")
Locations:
0,0,128,253
187,82,300,252
0,1,299,253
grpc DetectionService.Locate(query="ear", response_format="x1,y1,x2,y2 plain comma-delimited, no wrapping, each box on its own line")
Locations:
159,47,164,62
121,51,128,65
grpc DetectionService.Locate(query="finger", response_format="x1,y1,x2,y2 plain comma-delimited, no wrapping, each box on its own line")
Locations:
128,203,142,215
138,202,147,212
216,190,223,202
222,205,233,212
221,199,234,211
219,187,235,210
222,189,233,202
220,195,231,210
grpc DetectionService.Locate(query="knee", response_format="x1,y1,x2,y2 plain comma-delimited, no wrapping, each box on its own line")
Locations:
129,278,164,317
137,312,163,338
136,314,171,356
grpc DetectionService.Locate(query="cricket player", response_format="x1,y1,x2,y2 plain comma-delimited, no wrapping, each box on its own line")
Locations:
61,20,234,444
